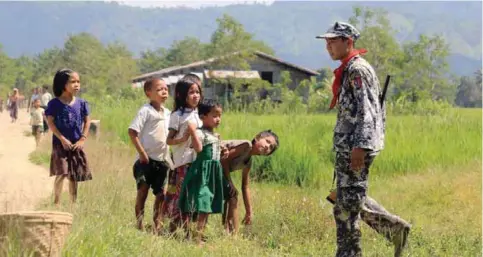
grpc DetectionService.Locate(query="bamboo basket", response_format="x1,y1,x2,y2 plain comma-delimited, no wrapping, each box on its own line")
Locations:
0,211,73,257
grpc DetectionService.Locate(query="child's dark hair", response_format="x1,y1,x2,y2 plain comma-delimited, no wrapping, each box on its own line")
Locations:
42,84,49,90
252,130,280,155
198,99,222,117
182,73,201,84
173,78,203,112
143,78,163,94
52,68,75,97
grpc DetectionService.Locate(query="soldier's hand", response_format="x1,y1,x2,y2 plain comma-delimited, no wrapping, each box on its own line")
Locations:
350,148,366,171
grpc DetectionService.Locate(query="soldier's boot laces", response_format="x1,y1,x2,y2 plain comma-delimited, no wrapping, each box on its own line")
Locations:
393,223,411,257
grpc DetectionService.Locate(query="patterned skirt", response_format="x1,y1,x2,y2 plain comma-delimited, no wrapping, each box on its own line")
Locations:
162,164,190,222
50,144,92,182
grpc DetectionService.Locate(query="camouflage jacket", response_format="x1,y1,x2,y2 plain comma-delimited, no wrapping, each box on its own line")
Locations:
333,55,386,153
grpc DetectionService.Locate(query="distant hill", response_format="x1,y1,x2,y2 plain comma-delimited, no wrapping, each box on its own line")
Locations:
0,1,481,76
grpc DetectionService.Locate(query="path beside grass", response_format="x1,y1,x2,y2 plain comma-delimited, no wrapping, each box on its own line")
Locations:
0,110,54,213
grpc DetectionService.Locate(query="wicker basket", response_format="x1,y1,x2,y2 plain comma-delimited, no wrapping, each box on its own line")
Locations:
0,211,73,257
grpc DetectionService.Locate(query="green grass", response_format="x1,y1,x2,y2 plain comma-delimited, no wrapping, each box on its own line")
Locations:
28,136,481,256
89,97,482,188
14,96,481,257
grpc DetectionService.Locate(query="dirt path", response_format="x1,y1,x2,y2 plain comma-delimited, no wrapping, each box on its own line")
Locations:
0,109,54,213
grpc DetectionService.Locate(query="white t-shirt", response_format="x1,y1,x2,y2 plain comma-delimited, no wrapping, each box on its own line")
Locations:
31,94,39,103
30,108,45,127
40,92,53,106
169,108,202,169
129,103,173,167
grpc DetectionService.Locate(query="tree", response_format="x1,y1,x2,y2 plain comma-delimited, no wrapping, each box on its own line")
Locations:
138,48,169,73
31,47,65,85
207,14,274,70
348,6,452,104
455,69,482,108
104,42,139,92
399,34,451,102
0,44,16,96
348,6,404,85
62,33,107,92
164,37,209,67
12,55,35,93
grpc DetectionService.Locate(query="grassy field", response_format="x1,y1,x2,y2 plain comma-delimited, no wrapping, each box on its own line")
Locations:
89,98,481,188
21,101,482,257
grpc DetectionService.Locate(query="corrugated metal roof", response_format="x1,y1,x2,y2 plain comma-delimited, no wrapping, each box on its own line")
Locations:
132,51,319,82
204,70,261,79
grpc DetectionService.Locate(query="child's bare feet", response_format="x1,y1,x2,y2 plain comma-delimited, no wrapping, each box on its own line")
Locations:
153,224,164,236
196,240,206,248
137,222,145,231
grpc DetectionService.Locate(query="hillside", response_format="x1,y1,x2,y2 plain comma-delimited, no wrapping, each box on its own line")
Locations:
0,1,481,75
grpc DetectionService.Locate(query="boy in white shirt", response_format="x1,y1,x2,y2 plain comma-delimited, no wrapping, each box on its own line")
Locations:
30,99,45,147
128,78,176,234
40,85,53,133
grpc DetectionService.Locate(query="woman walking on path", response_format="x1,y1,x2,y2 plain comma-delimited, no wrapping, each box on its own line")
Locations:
9,88,20,123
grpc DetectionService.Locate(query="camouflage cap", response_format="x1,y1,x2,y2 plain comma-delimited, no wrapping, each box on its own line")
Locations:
316,21,361,41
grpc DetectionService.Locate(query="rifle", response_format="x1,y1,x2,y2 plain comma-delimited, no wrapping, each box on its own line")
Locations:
380,75,391,108
326,75,392,205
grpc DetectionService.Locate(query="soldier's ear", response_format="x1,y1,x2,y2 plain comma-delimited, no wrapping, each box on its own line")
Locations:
347,38,354,48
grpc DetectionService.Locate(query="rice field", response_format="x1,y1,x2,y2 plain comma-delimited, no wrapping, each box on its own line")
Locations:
20,97,483,257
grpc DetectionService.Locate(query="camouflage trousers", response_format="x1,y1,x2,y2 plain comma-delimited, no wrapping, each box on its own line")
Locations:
333,152,409,257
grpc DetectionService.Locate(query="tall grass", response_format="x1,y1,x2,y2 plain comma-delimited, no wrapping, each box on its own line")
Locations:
18,94,481,256
23,134,481,257
86,96,482,188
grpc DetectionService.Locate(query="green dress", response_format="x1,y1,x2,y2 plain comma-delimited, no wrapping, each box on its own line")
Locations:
178,129,224,214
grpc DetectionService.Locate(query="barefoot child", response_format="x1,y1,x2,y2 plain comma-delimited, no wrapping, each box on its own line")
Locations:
30,99,44,147
45,68,92,205
178,99,225,244
164,78,202,232
128,78,174,234
221,130,280,234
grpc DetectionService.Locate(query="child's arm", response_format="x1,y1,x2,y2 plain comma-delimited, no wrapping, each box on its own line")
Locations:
166,129,190,145
128,129,149,164
166,113,190,146
72,114,90,150
73,101,91,150
46,116,72,150
220,143,250,196
241,166,253,225
188,123,202,153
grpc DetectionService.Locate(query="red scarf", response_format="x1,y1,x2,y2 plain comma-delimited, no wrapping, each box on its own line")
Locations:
329,49,367,109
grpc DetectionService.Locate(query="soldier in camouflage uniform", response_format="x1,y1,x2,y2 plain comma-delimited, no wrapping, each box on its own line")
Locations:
316,22,412,257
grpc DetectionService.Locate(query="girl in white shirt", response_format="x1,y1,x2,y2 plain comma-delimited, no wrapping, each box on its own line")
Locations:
164,77,202,232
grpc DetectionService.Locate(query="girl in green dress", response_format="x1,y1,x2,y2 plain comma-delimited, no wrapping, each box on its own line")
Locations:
178,99,224,244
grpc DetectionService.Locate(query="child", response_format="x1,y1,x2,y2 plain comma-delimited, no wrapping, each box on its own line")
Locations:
45,68,92,205
164,77,203,232
40,84,53,133
28,87,40,113
221,130,280,234
30,99,45,147
178,99,224,244
128,78,174,234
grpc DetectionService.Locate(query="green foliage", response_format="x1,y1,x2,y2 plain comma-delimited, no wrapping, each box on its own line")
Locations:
455,70,482,108
0,33,139,98
0,2,480,76
0,8,475,116
207,14,274,71
348,6,455,105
